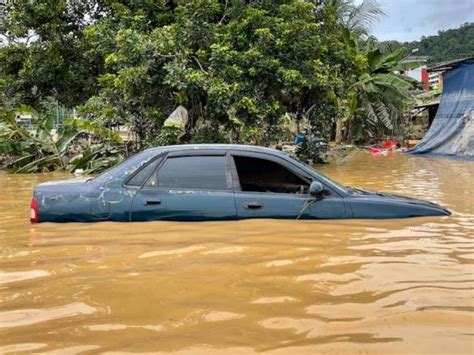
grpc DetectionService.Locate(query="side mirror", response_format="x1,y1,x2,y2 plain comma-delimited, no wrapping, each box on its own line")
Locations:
309,181,324,197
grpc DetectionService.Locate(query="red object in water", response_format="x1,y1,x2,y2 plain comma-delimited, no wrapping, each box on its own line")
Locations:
370,146,386,154
382,139,399,149
30,198,38,223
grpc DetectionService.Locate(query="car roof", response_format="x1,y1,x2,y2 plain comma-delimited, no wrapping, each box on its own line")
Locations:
94,144,290,184
144,144,290,158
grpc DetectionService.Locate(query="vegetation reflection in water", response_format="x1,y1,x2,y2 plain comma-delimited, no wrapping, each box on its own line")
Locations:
0,152,473,354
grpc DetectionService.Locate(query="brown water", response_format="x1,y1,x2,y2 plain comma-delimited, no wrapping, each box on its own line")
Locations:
1,151,473,354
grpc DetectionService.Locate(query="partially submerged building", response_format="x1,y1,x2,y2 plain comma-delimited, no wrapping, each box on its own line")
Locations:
410,57,474,159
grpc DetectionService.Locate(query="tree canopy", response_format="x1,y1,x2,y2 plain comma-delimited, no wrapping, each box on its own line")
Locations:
0,0,421,158
1,2,357,140
404,22,474,65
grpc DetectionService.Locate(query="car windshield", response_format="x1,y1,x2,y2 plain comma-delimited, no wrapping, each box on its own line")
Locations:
286,155,349,192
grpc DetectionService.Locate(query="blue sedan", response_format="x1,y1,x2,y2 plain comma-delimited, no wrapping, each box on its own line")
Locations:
30,144,451,223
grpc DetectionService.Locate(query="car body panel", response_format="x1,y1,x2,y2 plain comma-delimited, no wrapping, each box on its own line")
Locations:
234,192,310,219
31,144,451,223
310,196,350,219
35,178,93,222
34,149,158,223
233,192,349,220
345,188,451,219
130,188,237,221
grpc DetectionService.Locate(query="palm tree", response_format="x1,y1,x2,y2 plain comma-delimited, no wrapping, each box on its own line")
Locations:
328,0,385,38
329,0,421,143
341,35,423,142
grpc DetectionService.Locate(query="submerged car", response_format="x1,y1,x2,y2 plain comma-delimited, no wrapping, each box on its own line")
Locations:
30,144,450,223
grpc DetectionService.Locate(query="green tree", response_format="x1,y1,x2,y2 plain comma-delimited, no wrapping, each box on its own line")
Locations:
80,0,353,146
0,0,103,107
342,34,421,141
3,0,414,153
404,23,474,65
326,0,385,38
331,0,420,143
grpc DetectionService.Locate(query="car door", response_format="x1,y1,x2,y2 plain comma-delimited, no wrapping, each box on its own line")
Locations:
130,151,236,221
88,151,164,221
229,152,348,220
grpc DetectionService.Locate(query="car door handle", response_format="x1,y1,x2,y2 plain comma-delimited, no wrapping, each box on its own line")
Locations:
144,199,161,206
245,201,263,210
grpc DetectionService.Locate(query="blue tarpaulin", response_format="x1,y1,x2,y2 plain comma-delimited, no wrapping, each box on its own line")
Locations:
410,60,474,159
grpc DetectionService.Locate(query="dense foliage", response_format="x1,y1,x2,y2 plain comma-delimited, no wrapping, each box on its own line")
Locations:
339,31,421,142
404,22,474,65
80,0,356,146
0,0,422,171
0,106,123,172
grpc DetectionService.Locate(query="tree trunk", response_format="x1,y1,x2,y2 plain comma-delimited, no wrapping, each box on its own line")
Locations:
335,119,343,144
346,119,353,144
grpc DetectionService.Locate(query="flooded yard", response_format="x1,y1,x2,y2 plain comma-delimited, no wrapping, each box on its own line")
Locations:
0,151,473,354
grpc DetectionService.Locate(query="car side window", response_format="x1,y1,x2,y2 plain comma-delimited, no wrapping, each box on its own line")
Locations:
149,156,228,190
233,155,309,194
127,157,162,186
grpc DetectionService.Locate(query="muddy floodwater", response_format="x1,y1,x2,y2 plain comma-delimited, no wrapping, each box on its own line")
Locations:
1,152,473,354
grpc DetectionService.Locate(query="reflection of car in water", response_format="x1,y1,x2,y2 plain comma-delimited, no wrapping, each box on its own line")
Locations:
30,144,450,223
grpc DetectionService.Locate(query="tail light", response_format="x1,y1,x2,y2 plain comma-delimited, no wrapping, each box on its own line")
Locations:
30,198,39,223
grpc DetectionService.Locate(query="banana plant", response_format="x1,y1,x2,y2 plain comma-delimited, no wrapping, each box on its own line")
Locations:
341,31,423,141
0,106,123,173
66,143,124,174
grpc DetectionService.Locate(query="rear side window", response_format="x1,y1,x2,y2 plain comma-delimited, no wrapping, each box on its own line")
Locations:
127,158,162,186
153,156,228,190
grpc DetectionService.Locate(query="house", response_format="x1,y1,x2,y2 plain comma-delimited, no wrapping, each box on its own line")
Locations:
427,56,474,91
401,56,430,91
410,57,474,158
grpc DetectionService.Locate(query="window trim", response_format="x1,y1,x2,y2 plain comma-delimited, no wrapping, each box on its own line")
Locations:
141,152,233,192
124,153,167,188
167,149,226,157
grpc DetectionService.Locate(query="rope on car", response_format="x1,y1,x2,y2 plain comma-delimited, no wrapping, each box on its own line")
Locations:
296,198,317,220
